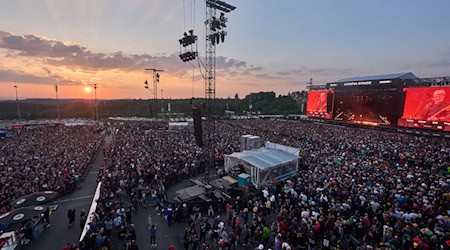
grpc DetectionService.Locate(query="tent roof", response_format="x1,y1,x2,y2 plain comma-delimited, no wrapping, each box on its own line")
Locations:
227,148,299,170
334,72,417,83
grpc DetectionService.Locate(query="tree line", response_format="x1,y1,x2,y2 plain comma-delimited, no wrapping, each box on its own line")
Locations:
0,91,306,120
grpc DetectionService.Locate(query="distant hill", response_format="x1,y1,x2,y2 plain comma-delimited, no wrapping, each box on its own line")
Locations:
0,92,303,120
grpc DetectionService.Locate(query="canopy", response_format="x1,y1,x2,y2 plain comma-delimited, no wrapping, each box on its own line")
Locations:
224,143,299,188
225,148,299,171
12,191,58,208
0,205,48,226
334,72,417,83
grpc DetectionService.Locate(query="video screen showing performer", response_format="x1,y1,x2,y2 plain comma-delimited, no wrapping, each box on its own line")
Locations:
333,90,403,126
307,91,332,119
402,87,450,122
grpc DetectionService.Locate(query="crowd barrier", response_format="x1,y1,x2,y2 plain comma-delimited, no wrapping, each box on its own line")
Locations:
79,182,102,242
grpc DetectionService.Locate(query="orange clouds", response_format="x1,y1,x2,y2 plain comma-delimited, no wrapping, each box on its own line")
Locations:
0,30,309,99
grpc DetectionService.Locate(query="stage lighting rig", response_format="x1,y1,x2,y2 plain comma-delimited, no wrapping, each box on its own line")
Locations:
178,30,198,62
178,30,197,47
179,51,198,62
208,31,227,45
206,0,236,13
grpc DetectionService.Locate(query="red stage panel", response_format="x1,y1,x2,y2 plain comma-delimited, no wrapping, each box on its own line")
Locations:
307,90,332,119
399,87,450,132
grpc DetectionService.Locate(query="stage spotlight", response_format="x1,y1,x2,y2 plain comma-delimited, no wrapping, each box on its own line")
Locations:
179,31,197,47
219,13,227,28
179,51,197,62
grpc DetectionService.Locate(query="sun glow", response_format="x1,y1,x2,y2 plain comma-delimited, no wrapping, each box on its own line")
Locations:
84,86,91,93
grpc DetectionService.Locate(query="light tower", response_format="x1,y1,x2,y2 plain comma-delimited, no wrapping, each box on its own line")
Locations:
54,84,60,119
204,0,236,171
13,85,21,120
178,0,236,175
144,68,164,117
94,84,99,121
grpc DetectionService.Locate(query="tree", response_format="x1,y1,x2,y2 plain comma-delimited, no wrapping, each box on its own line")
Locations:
234,93,239,100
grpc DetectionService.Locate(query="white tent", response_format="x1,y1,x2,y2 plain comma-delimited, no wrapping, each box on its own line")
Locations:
168,122,190,130
224,144,299,188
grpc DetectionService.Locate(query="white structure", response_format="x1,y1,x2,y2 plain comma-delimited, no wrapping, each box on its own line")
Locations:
240,135,252,151
240,134,261,151
224,142,299,188
246,136,261,150
168,122,190,130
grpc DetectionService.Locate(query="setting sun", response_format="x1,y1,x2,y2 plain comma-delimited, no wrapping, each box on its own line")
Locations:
84,86,91,93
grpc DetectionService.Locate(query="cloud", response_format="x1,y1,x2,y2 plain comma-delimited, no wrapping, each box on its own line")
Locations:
276,67,307,76
309,68,330,74
216,56,247,68
399,64,411,70
428,59,450,68
0,31,249,76
0,31,85,58
0,30,320,89
0,69,79,85
247,66,264,72
427,50,450,68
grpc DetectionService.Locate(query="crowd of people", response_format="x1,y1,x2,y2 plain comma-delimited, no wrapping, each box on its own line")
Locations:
80,123,205,249
0,125,104,215
78,119,449,249
195,120,449,249
4,119,443,249
202,120,449,249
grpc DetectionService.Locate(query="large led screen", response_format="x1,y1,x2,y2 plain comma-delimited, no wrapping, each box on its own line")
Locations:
307,90,332,119
398,87,450,131
333,90,403,127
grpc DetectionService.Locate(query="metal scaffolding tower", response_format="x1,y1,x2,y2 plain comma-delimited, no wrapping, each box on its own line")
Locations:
178,0,236,173
204,0,235,170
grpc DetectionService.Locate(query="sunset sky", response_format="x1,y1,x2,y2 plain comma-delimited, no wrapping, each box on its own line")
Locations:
0,0,449,100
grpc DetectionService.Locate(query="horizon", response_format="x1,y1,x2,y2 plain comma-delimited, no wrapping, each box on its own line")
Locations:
0,92,284,101
0,0,449,99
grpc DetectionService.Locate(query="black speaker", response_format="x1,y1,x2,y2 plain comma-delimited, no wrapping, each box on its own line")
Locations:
192,106,203,147
327,92,334,113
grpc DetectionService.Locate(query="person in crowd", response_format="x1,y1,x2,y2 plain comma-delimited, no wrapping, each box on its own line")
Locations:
149,223,157,248
68,208,76,228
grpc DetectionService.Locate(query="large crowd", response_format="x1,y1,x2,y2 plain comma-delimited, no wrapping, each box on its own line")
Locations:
80,119,449,250
3,119,448,249
210,120,450,249
0,125,104,214
81,123,205,249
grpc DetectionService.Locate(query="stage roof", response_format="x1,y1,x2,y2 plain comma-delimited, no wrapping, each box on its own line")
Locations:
227,148,299,170
334,72,417,83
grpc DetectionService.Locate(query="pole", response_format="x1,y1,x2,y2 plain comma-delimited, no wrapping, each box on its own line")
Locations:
90,87,93,120
161,89,164,113
55,84,60,119
13,85,21,120
94,84,99,121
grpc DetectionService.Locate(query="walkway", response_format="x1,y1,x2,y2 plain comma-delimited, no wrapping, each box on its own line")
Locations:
24,134,112,250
